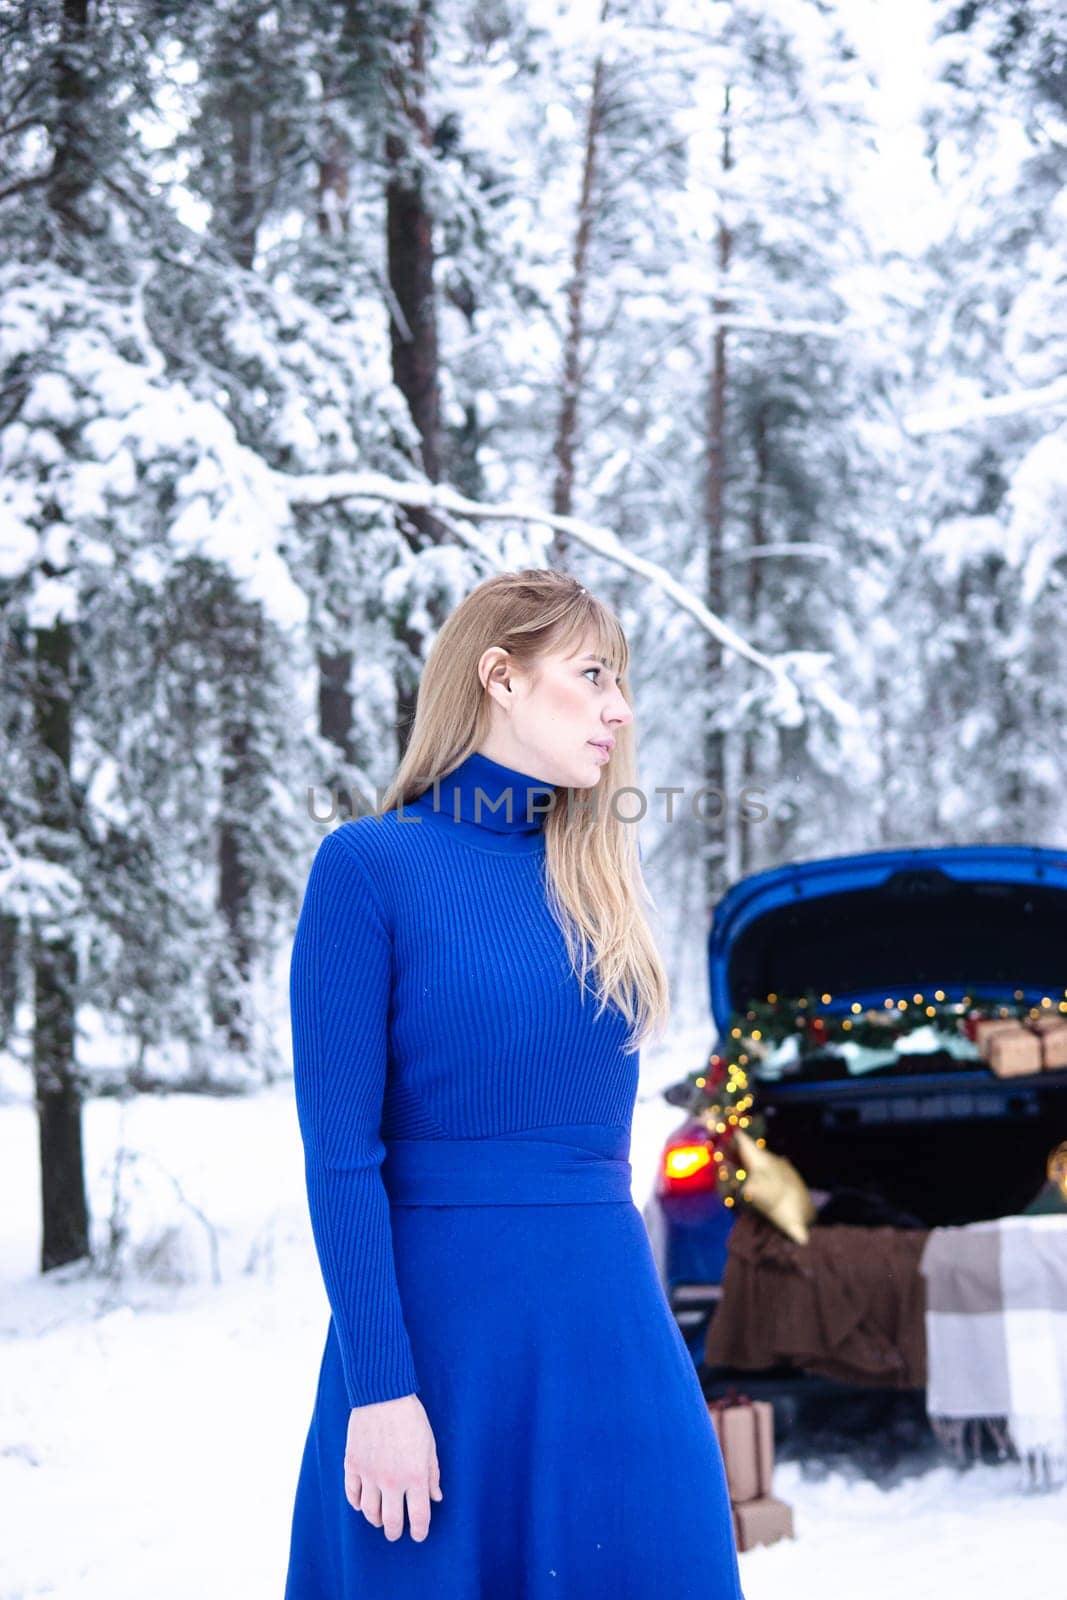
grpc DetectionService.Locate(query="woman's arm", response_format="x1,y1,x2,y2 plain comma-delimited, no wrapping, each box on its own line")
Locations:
289,826,421,1409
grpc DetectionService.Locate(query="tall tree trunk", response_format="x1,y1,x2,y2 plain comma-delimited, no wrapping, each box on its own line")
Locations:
317,645,359,819
32,620,89,1269
0,641,21,1043
32,0,93,1271
550,0,611,567
315,124,360,810
702,83,733,913
216,724,255,1050
382,0,448,758
46,0,94,241
0,913,17,1046
212,16,265,1043
871,676,893,848
223,9,259,270
739,402,768,875
213,598,265,1052
773,723,806,859
316,131,351,238
385,0,440,485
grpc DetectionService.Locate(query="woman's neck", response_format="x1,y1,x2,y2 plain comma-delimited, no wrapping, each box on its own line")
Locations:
403,748,556,852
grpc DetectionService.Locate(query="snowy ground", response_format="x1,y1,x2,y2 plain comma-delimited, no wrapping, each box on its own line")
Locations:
2,1023,1063,1600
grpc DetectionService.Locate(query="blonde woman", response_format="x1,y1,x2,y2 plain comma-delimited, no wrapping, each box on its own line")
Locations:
284,569,745,1598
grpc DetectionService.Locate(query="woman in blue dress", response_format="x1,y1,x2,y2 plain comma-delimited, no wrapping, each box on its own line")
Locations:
284,568,745,1599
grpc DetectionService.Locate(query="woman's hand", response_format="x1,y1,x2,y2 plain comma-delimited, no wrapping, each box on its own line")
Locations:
344,1393,443,1542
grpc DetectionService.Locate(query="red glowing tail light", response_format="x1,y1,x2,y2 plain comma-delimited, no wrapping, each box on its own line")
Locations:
661,1136,718,1194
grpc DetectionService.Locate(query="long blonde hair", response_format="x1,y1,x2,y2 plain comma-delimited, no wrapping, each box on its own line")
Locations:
379,569,670,1053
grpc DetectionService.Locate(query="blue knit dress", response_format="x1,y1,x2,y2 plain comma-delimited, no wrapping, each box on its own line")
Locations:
284,750,745,1599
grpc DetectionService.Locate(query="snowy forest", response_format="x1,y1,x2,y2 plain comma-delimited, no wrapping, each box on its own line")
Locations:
2,0,1065,1262
2,1,1066,1592
0,0,1063,1326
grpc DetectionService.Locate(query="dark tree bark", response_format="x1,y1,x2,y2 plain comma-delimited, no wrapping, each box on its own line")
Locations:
739,402,768,875
316,131,352,238
0,914,17,1046
550,0,611,567
212,598,266,1053
0,644,21,1045
384,1,441,485
381,0,449,758
46,0,94,237
314,119,360,810
209,14,270,1042
31,618,90,1269
31,0,94,1271
317,645,359,818
702,83,733,913
225,23,259,272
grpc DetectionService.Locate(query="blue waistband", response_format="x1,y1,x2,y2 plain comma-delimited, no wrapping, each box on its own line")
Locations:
380,1125,633,1207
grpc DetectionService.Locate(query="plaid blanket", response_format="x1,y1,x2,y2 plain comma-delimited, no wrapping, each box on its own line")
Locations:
919,1214,1067,1488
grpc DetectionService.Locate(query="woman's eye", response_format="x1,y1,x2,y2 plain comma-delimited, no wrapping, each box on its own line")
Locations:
583,667,600,683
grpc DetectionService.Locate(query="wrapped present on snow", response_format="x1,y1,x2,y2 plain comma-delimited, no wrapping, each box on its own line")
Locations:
706,1392,774,1503
732,1495,795,1553
986,1024,1042,1078
708,1393,795,1551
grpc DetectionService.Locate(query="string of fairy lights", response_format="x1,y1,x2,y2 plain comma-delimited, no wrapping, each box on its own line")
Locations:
683,986,1067,1203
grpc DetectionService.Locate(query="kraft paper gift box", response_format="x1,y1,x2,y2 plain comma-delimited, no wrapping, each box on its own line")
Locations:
732,1495,795,1552
975,1017,1026,1061
707,1396,774,1504
987,1027,1042,1077
1030,1016,1067,1070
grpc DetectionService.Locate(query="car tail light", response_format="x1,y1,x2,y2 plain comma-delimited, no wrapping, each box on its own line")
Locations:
661,1136,718,1194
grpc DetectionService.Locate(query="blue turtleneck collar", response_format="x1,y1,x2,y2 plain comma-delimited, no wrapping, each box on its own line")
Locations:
405,749,556,849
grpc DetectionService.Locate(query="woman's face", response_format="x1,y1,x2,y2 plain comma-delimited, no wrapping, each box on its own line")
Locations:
480,626,634,789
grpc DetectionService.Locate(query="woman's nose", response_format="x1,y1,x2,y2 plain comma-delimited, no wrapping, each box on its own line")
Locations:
607,689,634,727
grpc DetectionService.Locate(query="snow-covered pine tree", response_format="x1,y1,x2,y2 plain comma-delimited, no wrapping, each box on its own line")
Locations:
897,0,1067,841
0,1,453,1267
1,0,166,1268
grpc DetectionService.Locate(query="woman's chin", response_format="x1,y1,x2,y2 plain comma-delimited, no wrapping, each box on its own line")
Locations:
557,769,601,792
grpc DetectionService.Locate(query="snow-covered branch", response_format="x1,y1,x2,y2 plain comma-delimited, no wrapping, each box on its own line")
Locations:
280,468,802,714
722,541,837,564
712,313,853,339
903,376,1067,436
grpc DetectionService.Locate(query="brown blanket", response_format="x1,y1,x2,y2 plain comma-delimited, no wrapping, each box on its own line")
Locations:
704,1209,930,1388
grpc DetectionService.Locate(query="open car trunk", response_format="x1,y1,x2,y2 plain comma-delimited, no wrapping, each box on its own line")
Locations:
751,1077,1061,1226
706,845,1067,1227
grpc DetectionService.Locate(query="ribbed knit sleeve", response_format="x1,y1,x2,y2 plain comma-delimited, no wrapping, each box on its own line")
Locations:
289,827,421,1410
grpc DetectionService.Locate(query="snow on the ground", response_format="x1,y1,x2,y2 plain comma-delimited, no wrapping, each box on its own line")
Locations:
1,1023,1063,1600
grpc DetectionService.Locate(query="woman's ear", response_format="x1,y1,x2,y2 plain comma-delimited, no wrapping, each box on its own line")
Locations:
480,646,514,707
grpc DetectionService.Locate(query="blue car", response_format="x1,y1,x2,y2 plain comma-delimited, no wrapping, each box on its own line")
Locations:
643,843,1067,1388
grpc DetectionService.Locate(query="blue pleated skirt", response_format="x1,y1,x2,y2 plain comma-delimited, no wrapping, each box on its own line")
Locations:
284,1126,746,1599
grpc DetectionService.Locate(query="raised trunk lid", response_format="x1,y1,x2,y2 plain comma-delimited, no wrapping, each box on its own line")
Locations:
708,843,1067,1037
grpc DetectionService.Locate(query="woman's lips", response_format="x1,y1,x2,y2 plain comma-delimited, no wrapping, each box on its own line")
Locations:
588,740,612,759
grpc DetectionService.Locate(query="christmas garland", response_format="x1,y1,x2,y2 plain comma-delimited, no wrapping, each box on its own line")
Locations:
683,986,1067,1203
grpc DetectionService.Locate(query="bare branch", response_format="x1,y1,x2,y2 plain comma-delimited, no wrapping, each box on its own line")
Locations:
0,169,50,205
